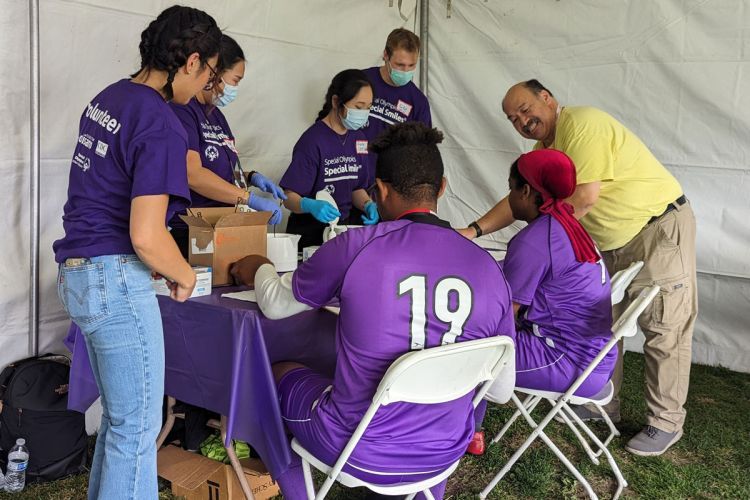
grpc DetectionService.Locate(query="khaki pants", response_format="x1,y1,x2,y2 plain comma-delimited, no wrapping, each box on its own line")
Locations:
601,201,697,433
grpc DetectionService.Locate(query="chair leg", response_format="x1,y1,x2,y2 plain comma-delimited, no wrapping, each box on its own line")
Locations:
220,415,255,500
480,393,598,500
591,403,620,458
156,396,177,449
556,401,600,465
301,459,316,500
492,394,538,444
564,408,628,499
423,488,436,500
404,494,417,500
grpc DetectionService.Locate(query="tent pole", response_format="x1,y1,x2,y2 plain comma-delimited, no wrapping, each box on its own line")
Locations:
419,0,429,95
29,0,41,356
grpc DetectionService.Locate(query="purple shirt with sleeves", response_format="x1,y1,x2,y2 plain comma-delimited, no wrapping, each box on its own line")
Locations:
280,121,369,220
169,98,239,214
502,214,615,372
290,213,515,474
53,79,190,263
361,66,432,184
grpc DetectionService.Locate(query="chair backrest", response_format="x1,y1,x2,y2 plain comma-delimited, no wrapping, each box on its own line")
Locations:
374,335,515,407
612,285,660,339
610,261,644,305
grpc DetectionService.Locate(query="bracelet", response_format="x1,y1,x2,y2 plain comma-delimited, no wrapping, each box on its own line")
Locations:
469,221,483,238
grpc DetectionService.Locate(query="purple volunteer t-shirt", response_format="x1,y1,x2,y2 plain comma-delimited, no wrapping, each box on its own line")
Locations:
503,215,614,372
291,213,515,474
169,98,239,221
53,79,190,263
361,66,432,184
280,121,369,220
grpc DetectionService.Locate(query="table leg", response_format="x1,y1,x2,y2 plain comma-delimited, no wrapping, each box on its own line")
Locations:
156,396,178,449
221,415,256,500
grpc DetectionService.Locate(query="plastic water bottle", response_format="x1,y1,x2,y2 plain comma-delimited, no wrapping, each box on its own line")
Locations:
5,438,29,493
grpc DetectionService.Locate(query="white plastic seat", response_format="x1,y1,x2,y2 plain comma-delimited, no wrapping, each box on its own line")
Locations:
610,261,644,305
481,285,660,500
291,335,515,500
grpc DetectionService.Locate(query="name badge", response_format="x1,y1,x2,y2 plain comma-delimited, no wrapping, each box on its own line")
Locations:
356,140,369,154
396,100,413,116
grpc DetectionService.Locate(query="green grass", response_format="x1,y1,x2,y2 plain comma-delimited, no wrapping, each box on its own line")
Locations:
3,354,749,499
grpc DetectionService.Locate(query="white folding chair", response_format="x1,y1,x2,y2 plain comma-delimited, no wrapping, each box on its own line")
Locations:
291,336,515,500
610,261,644,305
481,285,660,500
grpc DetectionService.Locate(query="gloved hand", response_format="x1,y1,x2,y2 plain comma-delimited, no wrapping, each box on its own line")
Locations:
247,192,283,225
250,172,287,200
300,197,340,223
362,200,379,225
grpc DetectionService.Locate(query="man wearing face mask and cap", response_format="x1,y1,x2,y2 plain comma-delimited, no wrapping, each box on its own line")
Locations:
169,35,285,257
361,28,432,186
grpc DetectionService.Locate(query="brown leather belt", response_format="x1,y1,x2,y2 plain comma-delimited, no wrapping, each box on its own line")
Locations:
648,195,687,225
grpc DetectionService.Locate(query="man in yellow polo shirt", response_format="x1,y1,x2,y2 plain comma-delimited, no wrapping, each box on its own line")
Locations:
461,79,697,456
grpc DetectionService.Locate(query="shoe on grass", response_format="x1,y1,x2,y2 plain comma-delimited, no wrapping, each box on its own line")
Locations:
625,425,683,456
466,431,485,456
554,404,621,424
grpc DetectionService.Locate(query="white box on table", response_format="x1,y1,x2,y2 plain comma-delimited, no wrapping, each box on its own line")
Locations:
151,266,212,298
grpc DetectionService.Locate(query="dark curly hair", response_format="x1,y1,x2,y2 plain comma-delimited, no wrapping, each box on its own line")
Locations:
130,5,222,101
370,122,444,202
316,69,372,121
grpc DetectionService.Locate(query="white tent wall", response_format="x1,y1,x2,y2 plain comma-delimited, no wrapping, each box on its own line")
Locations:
429,0,750,372
1,0,747,373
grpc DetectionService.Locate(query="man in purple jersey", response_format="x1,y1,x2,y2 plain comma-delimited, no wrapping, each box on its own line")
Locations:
231,122,514,499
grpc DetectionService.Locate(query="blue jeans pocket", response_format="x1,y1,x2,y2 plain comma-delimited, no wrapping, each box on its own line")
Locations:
59,262,109,327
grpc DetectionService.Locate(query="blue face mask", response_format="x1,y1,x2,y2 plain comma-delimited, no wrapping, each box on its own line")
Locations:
341,106,370,130
389,65,415,87
215,80,238,107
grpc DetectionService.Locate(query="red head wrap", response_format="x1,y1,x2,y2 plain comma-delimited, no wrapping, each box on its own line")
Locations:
517,149,599,263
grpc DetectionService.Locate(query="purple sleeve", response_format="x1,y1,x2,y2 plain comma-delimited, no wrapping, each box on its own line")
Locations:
502,231,550,306
280,135,318,197
494,263,517,341
170,104,201,152
292,230,367,308
129,128,190,202
415,92,432,127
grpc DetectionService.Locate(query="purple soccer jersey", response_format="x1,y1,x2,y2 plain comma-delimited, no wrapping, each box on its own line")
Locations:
54,79,190,263
503,215,615,376
361,66,432,184
280,121,369,220
289,213,515,475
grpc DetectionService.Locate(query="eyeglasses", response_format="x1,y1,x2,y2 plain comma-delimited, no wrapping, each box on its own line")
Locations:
203,61,219,91
367,179,391,198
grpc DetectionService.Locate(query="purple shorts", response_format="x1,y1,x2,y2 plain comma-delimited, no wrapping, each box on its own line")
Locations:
515,329,614,398
278,367,450,493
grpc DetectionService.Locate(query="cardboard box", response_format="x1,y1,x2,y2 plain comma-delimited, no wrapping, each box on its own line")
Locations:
158,445,279,500
152,266,213,298
180,207,271,286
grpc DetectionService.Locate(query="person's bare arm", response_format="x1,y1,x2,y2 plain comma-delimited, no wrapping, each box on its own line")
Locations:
283,190,304,213
512,302,522,317
130,195,195,301
457,195,515,240
351,189,372,211
186,150,248,205
565,181,601,220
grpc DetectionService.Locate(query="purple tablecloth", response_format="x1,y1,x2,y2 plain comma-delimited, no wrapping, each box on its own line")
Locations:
65,286,337,483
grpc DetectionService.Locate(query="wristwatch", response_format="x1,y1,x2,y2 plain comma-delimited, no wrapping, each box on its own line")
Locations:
469,221,483,238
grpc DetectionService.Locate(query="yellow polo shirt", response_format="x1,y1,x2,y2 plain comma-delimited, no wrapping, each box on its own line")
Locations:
535,106,682,251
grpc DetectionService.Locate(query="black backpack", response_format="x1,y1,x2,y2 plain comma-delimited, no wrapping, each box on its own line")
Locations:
0,354,87,482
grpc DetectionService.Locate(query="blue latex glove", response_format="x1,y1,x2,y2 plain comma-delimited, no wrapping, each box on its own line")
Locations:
248,193,283,225
250,172,287,200
300,197,340,223
362,200,379,225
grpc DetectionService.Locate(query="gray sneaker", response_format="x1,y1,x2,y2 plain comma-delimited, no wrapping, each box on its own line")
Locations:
554,404,621,424
625,425,683,456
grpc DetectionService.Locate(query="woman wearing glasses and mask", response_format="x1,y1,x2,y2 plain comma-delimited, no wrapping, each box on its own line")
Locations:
281,69,380,250
53,7,221,498
169,35,285,257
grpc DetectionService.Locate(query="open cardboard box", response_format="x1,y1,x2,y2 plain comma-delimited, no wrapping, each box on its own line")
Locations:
158,445,279,500
180,207,271,286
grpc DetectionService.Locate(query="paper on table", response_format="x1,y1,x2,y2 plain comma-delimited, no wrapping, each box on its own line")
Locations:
222,290,257,302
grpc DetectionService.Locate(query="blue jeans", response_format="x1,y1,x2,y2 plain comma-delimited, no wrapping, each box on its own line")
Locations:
58,254,163,500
